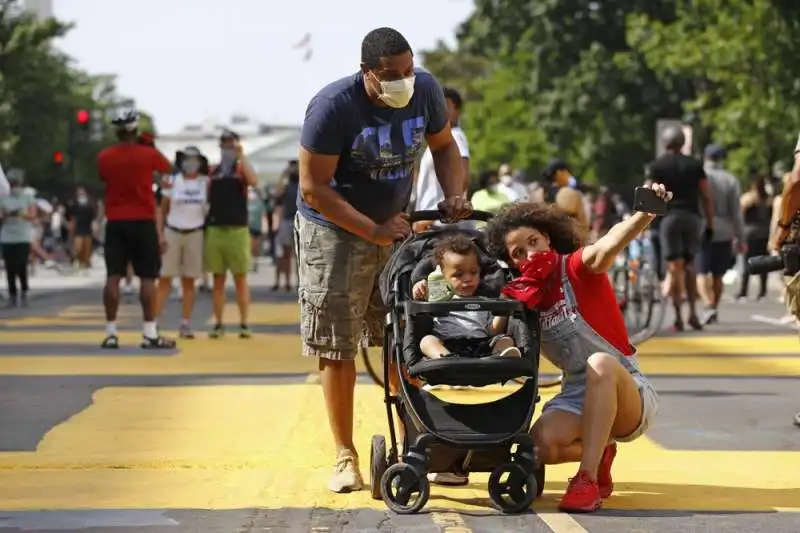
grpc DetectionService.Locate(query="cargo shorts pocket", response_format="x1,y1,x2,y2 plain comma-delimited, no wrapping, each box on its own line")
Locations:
299,288,361,354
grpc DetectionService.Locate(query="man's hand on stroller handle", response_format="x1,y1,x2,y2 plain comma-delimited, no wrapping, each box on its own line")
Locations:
371,212,411,246
438,196,474,223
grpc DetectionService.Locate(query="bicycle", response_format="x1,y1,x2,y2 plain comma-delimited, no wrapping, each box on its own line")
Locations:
610,231,666,344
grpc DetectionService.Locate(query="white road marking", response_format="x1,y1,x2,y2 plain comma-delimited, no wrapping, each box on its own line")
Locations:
751,314,800,329
538,511,589,533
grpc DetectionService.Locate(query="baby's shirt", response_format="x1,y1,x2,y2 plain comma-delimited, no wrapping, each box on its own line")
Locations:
432,295,493,339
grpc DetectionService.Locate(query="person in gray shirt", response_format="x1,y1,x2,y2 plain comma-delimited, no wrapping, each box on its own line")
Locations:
697,144,745,324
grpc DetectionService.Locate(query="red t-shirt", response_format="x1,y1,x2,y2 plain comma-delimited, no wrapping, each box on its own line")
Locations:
98,144,172,221
537,248,634,356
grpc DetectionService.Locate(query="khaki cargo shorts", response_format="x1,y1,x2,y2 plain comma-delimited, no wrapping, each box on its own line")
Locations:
161,227,204,278
294,212,393,361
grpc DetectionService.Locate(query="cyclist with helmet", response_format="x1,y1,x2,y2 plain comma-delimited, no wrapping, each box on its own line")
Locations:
97,109,176,349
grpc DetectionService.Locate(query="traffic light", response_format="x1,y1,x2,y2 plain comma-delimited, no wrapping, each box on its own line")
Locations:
76,109,90,129
53,151,64,164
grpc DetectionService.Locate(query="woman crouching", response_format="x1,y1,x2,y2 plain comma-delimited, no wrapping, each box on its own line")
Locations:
485,183,671,513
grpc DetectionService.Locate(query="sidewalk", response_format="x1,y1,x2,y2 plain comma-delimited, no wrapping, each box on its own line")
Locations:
26,264,105,295
19,257,281,296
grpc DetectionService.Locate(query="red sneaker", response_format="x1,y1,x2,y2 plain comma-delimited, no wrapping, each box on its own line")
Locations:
558,470,602,513
597,442,617,498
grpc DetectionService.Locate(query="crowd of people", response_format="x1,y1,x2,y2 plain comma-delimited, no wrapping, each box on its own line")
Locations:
0,23,798,514
0,129,300,325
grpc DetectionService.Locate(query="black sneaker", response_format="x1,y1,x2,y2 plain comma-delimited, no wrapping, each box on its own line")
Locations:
239,324,251,339
101,334,120,349
141,335,177,349
209,324,224,339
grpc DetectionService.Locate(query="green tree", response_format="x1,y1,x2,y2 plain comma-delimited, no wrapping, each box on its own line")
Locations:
0,6,158,196
422,0,691,187
628,0,800,179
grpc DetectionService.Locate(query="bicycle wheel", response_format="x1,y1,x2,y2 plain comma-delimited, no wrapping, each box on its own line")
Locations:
629,267,666,345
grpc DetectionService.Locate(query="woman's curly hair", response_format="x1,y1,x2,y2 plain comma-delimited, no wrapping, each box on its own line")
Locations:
485,202,582,261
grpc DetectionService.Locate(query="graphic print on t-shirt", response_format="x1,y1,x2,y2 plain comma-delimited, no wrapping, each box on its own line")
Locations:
349,116,426,182
540,298,570,332
172,178,207,206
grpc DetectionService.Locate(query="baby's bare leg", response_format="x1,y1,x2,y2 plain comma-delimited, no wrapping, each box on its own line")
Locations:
420,335,449,359
492,335,521,356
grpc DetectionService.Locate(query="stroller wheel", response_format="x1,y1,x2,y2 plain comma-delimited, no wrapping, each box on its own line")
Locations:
370,435,389,500
488,463,537,513
534,463,545,497
380,463,430,514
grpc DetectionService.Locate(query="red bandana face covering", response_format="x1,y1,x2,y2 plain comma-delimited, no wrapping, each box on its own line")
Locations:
501,249,560,310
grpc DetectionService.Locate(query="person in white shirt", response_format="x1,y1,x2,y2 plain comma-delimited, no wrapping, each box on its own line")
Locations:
497,163,529,202
156,146,209,338
412,87,470,231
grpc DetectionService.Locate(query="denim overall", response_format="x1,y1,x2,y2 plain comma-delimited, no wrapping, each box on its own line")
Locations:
538,257,658,441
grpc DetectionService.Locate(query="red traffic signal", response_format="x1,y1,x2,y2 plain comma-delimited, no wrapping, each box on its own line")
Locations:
53,151,64,164
76,109,90,125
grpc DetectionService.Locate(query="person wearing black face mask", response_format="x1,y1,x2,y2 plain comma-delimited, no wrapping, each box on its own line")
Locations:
204,129,259,338
273,160,300,291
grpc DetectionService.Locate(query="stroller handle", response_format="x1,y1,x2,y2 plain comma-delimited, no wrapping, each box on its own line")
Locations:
407,209,493,224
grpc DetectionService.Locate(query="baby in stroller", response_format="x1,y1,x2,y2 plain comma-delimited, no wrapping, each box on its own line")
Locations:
410,234,522,360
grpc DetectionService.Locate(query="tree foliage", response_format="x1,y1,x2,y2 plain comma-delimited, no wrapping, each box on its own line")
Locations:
0,4,156,197
421,0,800,187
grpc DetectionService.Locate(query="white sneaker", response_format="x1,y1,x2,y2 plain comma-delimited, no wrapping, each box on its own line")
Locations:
498,346,522,358
428,472,469,486
327,449,363,493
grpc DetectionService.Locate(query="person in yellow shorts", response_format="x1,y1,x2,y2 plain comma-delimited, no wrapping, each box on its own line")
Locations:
204,130,259,338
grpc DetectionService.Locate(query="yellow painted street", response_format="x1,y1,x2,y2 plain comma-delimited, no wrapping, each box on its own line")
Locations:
1,285,799,532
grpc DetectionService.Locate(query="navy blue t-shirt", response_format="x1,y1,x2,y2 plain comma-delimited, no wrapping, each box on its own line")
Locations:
298,68,449,228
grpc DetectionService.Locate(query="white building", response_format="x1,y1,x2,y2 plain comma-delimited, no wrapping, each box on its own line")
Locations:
155,115,301,185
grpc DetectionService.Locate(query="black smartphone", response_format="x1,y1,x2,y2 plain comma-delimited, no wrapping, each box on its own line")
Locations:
632,186,666,216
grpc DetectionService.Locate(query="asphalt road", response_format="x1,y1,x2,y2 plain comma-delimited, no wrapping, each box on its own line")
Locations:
0,276,798,533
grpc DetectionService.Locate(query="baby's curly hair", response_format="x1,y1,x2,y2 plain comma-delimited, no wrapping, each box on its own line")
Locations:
486,202,582,261
434,234,481,268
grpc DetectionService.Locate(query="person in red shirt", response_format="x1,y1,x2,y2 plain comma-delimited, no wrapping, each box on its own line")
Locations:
97,109,175,349
485,182,671,513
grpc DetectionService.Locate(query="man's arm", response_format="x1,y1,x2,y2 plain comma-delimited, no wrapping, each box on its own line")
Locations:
556,187,589,244
299,95,379,241
729,178,745,245
451,128,471,195
151,148,173,176
238,154,259,187
772,166,800,248
698,168,714,229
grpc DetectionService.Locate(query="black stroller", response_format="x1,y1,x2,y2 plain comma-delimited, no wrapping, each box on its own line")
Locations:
370,210,545,514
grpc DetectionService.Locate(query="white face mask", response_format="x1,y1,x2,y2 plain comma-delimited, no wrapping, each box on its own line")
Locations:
181,161,200,174
377,75,415,108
